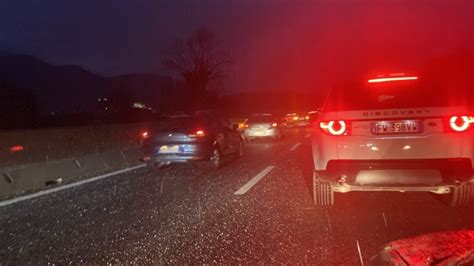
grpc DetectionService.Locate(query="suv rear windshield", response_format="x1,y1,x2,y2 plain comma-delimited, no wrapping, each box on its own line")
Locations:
324,79,473,111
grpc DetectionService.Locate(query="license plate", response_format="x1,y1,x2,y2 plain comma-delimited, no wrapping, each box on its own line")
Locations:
371,120,422,134
158,145,180,154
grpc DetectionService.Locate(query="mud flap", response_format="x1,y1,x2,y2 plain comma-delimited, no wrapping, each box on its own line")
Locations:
313,171,334,206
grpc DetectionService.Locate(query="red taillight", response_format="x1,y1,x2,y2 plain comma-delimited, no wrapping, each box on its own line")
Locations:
9,145,24,152
320,120,349,136
244,124,249,128
188,129,206,137
271,123,278,127
449,116,474,132
141,131,149,138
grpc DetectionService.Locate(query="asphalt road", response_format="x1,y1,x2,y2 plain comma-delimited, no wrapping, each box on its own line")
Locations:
1,128,474,264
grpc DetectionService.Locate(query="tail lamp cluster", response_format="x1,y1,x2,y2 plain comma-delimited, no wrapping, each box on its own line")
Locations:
449,116,474,132
188,129,206,138
319,121,349,136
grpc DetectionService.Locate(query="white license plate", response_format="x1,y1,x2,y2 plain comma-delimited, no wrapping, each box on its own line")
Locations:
158,145,180,154
372,120,422,134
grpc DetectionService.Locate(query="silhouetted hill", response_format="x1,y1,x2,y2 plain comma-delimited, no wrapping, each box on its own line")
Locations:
0,53,179,114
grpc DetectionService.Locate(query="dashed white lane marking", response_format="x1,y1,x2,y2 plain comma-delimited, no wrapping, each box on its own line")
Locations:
234,166,275,195
289,143,301,151
304,133,311,138
0,164,146,207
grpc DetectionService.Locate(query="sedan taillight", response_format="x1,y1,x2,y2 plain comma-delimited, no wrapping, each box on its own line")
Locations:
188,129,207,137
449,116,474,132
320,120,349,136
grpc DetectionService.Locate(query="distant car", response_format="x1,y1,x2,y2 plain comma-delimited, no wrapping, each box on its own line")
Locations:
244,114,282,141
141,113,243,170
284,113,311,127
307,110,321,125
312,73,474,207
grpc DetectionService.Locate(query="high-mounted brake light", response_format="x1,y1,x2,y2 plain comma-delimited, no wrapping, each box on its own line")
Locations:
449,116,474,132
320,120,348,136
368,76,418,83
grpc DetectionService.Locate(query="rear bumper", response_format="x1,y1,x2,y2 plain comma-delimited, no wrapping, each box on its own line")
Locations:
316,159,474,191
141,143,213,164
244,128,279,138
332,183,453,194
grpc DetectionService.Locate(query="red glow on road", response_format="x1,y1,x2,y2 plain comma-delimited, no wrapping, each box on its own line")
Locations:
368,76,418,83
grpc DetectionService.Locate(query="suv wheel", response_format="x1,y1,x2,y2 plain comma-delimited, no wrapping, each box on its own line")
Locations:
443,182,474,207
313,171,334,206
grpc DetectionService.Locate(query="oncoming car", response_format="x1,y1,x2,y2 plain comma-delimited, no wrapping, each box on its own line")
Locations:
312,73,474,207
142,113,243,170
244,114,282,141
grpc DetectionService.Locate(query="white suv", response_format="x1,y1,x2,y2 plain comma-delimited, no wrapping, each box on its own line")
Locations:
312,74,474,207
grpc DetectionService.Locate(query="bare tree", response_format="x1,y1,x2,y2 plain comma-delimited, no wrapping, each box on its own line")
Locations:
165,27,231,110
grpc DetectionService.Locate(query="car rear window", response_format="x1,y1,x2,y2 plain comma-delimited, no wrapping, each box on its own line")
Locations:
324,79,473,111
158,116,208,131
248,115,274,123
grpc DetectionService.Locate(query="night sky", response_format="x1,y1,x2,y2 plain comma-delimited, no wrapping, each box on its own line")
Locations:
0,0,472,93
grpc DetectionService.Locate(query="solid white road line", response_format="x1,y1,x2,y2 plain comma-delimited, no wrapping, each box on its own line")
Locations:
289,143,301,151
234,166,275,195
304,133,311,138
0,164,146,207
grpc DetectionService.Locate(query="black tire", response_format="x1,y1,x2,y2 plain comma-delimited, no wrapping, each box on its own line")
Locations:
443,182,474,207
313,171,334,206
206,146,222,170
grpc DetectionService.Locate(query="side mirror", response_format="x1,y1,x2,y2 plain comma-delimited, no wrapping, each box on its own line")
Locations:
232,124,239,131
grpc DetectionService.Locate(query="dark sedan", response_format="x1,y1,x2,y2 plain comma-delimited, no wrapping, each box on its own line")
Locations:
141,114,243,170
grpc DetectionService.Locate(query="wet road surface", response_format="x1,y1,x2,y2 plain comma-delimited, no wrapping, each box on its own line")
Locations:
1,128,473,264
